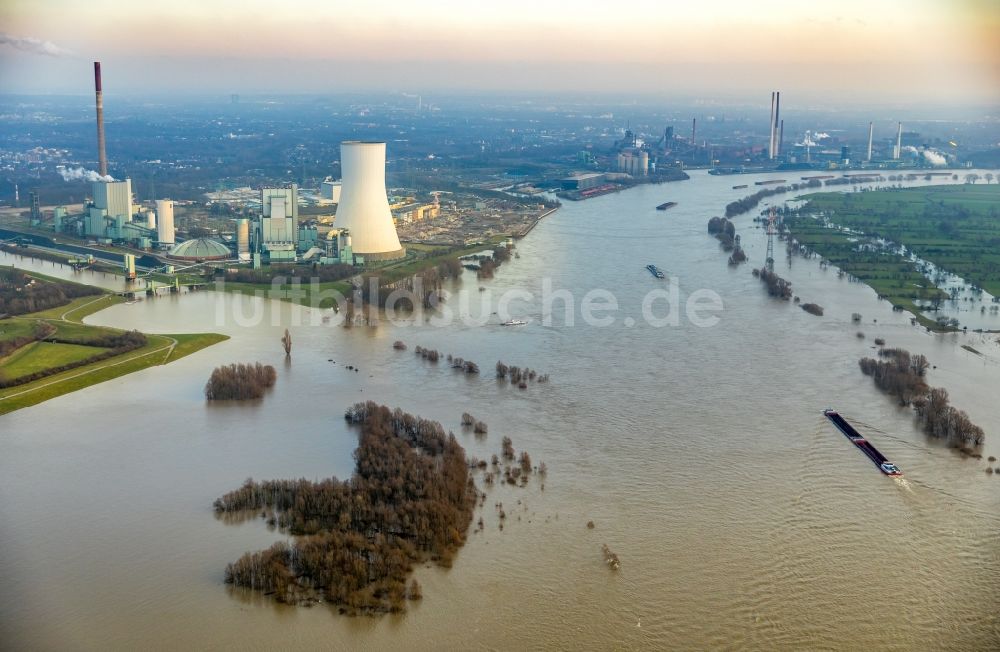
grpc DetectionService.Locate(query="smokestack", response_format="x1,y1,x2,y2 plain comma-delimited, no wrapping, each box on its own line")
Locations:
778,119,784,157
773,92,781,159
94,62,107,178
867,122,874,162
894,122,902,159
768,92,776,159
691,118,697,148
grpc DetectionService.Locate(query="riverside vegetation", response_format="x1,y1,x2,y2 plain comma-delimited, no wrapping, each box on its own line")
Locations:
204,363,277,400
859,347,985,448
782,184,1000,329
214,403,477,614
215,402,549,613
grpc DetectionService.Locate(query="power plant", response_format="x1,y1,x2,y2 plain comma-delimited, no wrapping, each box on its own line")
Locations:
333,141,405,261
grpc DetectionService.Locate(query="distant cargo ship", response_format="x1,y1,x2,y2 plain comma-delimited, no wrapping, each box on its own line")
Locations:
755,179,786,186
646,264,665,279
656,202,677,211
732,184,748,189
800,175,835,180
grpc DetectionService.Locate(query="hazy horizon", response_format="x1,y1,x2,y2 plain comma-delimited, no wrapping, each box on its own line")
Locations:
1,0,998,107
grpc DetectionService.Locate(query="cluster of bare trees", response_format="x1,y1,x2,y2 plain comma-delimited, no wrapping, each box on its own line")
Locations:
414,345,440,362
495,361,549,388
476,245,513,280
0,268,102,316
723,181,820,219
204,362,277,400
224,263,355,284
217,402,476,614
753,267,793,299
447,354,479,374
800,303,824,316
461,413,487,434
859,348,985,447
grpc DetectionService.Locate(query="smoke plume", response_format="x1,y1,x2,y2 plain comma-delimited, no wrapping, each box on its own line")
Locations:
0,33,74,57
58,167,114,183
922,149,947,166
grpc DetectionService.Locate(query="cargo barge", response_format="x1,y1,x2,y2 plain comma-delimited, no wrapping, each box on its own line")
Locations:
755,179,786,186
732,184,748,189
823,409,902,476
656,202,677,211
646,264,665,279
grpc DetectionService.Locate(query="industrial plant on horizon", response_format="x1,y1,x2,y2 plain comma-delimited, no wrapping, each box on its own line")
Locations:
44,62,406,272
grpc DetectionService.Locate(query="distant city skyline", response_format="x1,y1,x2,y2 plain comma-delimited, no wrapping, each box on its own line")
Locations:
1,0,998,106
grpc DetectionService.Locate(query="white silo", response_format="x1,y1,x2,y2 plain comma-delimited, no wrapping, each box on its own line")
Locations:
145,210,156,229
156,199,175,245
236,218,250,261
334,141,405,260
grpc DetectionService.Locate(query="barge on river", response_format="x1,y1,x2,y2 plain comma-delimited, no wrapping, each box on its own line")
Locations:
823,409,902,476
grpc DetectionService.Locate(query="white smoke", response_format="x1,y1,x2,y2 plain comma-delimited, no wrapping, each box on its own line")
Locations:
922,149,947,166
903,145,919,154
0,33,74,57
58,166,114,183
813,132,830,140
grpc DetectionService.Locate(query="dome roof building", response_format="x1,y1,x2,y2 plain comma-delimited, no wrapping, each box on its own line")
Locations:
166,237,231,261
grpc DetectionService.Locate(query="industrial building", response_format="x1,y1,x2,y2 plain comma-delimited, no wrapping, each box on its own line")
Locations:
616,149,649,176
560,172,606,191
156,199,175,246
256,185,299,262
320,180,342,203
333,141,405,261
167,238,232,262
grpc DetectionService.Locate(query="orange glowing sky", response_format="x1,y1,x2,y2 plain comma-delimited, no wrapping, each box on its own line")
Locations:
1,0,997,103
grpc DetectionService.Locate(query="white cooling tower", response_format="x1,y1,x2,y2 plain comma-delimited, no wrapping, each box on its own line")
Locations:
156,199,175,245
334,141,405,260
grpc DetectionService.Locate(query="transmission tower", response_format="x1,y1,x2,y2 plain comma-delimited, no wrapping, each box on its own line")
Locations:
765,206,777,271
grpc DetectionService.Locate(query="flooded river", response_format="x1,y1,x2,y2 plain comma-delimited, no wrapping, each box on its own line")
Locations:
2,171,998,650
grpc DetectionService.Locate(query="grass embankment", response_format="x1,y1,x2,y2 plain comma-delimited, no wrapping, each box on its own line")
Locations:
212,236,508,308
0,275,227,415
786,184,1000,330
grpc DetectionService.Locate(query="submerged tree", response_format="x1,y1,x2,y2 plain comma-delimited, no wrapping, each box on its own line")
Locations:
281,329,292,356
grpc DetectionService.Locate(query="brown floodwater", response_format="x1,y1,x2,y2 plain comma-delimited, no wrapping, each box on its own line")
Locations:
1,171,998,650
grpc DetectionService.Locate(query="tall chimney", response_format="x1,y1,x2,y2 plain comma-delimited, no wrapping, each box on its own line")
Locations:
768,92,776,159
778,119,784,157
867,121,874,162
691,118,697,148
894,122,902,159
773,92,781,159
94,61,107,178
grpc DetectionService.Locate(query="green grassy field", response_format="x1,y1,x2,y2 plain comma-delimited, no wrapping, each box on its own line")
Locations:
786,184,1000,330
793,184,1000,293
1,341,110,378
0,274,227,415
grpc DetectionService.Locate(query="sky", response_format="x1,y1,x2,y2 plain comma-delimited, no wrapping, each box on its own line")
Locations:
1,0,998,106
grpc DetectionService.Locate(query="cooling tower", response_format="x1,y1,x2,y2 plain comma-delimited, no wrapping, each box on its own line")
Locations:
156,199,175,245
334,141,405,260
